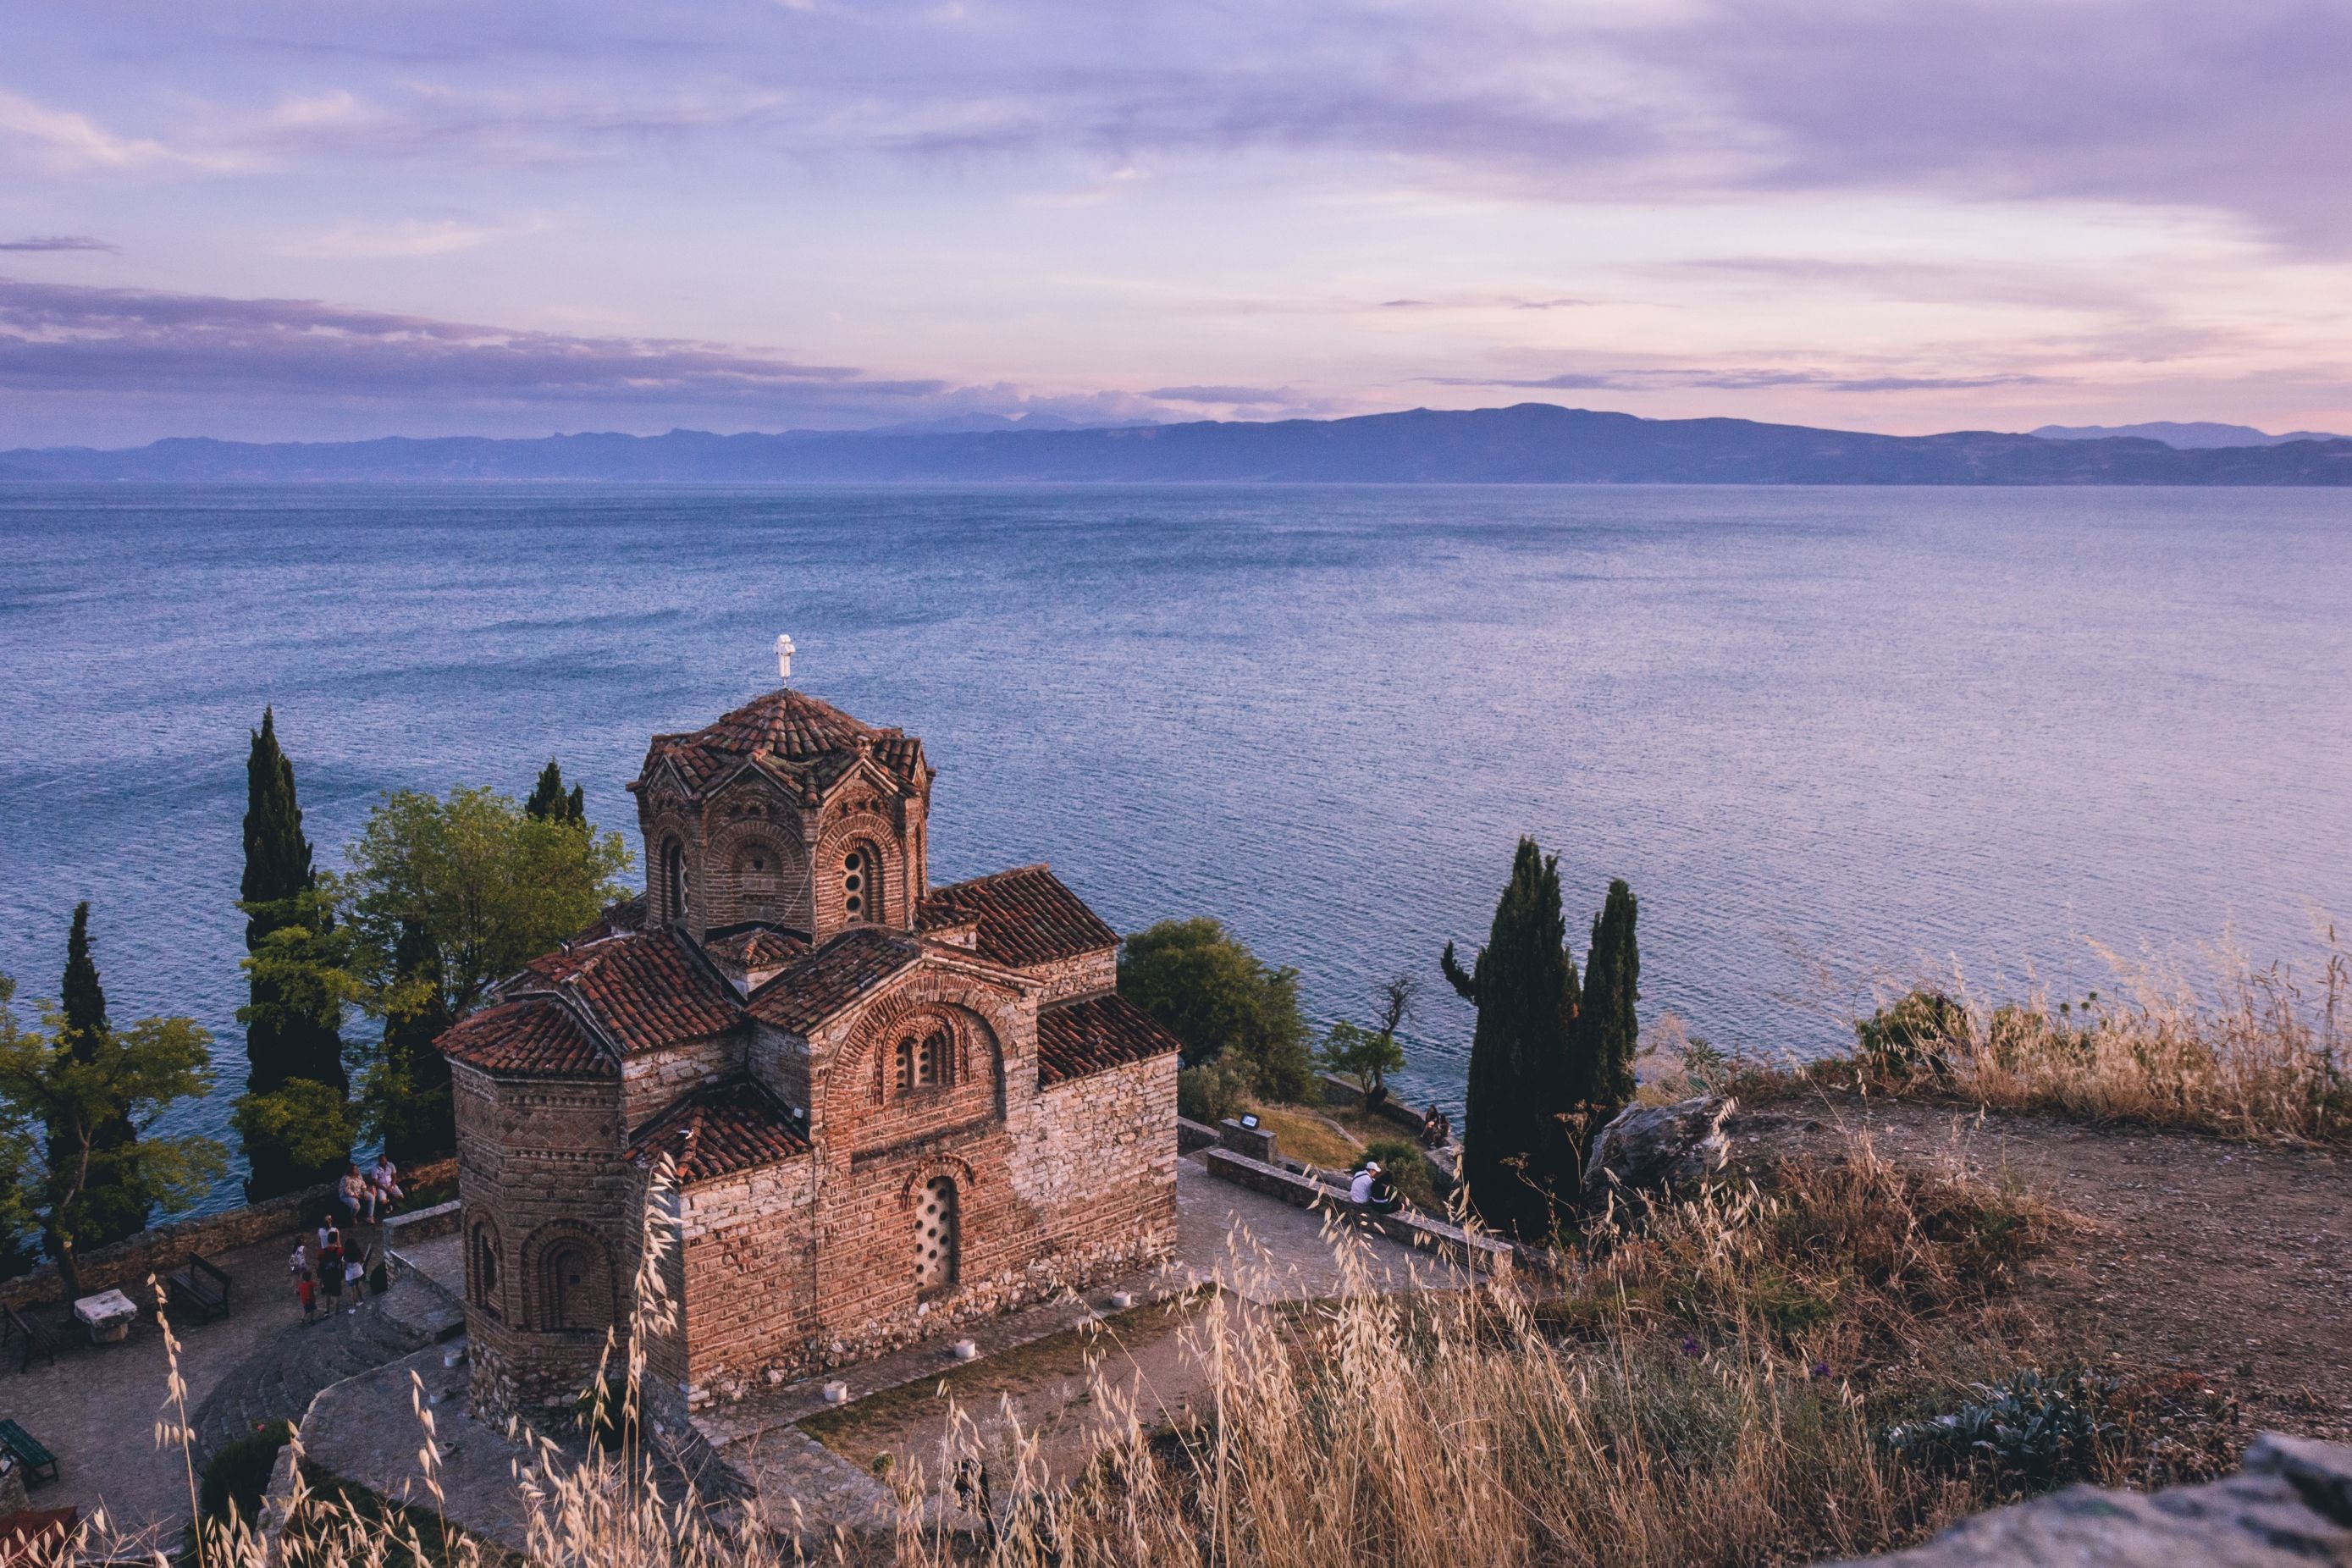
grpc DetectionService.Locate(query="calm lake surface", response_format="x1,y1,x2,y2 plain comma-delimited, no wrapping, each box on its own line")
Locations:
3,483,2348,1213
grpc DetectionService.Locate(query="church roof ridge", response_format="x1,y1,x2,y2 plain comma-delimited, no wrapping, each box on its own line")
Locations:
632,686,926,802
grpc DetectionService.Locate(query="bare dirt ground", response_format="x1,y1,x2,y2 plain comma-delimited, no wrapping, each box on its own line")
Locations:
1731,1088,2352,1442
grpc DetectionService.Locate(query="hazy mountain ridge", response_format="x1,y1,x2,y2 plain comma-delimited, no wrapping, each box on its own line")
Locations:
2030,420,2348,448
8,405,2352,483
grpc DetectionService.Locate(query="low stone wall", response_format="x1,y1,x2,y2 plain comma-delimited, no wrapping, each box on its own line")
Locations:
1201,1146,1511,1274
1316,1072,1428,1136
382,1198,462,1249
0,1155,460,1312
1177,1116,1222,1153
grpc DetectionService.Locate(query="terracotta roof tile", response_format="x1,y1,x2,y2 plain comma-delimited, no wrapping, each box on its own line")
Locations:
439,997,613,1078
744,927,923,1034
917,866,1118,970
703,925,809,969
627,1079,809,1184
1036,992,1183,1087
526,930,740,1053
637,688,925,803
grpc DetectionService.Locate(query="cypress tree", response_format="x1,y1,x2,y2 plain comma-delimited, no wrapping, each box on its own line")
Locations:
526,759,585,825
52,903,146,1249
1578,879,1641,1118
1441,837,1583,1237
240,709,348,1198
374,920,455,1163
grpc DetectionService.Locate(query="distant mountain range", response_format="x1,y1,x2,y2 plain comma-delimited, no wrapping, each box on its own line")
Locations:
2030,420,2348,449
8,405,2352,484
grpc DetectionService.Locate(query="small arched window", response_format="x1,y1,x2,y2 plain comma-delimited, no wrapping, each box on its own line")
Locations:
914,1176,959,1295
540,1238,613,1333
470,1223,502,1319
893,1028,952,1095
665,839,690,925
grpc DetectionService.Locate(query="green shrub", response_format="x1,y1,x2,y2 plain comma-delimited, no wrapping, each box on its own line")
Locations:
200,1419,295,1525
1887,1369,2118,1495
1178,1057,1252,1124
1855,989,1968,1079
1361,1137,1439,1208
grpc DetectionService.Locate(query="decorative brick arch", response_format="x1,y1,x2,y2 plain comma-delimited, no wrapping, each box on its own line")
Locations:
711,817,807,926
644,807,696,927
815,807,903,928
835,992,1006,1104
519,1220,619,1334
896,1152,978,1206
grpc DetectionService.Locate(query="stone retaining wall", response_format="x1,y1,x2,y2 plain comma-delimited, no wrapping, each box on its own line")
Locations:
1177,1116,1221,1152
1201,1146,1511,1274
0,1156,458,1311
381,1198,463,1248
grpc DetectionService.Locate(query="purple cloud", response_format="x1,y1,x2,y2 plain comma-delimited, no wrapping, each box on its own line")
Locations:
0,235,118,252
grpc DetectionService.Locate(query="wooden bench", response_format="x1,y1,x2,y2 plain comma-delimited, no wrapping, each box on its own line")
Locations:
164,1254,233,1322
0,1422,58,1484
0,1309,54,1375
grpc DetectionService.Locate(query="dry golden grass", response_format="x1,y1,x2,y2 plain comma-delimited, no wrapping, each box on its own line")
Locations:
38,1138,2219,1568
1823,930,2352,1145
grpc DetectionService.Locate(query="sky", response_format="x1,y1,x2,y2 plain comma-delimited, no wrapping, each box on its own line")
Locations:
3,0,2350,447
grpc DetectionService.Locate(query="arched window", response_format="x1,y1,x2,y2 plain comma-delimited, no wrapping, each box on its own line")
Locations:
665,839,690,925
914,1176,959,1294
892,1027,952,1095
469,1222,502,1319
538,1237,614,1333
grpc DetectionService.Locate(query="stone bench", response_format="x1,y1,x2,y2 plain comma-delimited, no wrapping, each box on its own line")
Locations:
1201,1147,1511,1275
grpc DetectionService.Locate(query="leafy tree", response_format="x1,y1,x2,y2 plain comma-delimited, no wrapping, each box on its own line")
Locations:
1317,1020,1405,1101
231,1079,356,1186
240,710,351,1199
1577,879,1641,1117
53,904,145,1250
341,785,632,1017
0,968,225,1298
525,759,587,826
362,920,456,1162
1440,837,1583,1237
1118,918,1314,1101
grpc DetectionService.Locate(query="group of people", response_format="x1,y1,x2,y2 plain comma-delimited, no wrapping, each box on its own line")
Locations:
288,1155,406,1322
338,1155,405,1226
290,1218,367,1322
1347,1159,1403,1215
1417,1103,1453,1148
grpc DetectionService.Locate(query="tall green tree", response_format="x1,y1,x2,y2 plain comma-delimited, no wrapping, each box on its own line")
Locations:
51,904,145,1250
0,966,225,1298
363,921,456,1162
1118,918,1315,1101
1440,838,1582,1237
342,786,632,1017
239,709,351,1199
525,759,586,825
1578,879,1642,1116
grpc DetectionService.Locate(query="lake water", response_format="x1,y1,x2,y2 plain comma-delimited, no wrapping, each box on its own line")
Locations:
3,483,2348,1214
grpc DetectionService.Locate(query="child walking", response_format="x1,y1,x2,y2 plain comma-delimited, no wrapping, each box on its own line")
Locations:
296,1269,317,1324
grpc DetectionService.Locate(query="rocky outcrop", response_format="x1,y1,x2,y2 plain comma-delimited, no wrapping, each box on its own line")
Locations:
1842,1433,2352,1566
1581,1096,1734,1208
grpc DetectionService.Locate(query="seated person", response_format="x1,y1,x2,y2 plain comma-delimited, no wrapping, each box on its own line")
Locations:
1420,1104,1447,1146
1347,1161,1377,1206
1366,1164,1403,1215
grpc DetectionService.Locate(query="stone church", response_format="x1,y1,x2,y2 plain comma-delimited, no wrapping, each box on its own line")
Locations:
438,655,1182,1417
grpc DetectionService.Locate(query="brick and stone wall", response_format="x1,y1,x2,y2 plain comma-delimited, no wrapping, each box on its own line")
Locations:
672,1156,819,1404
454,1062,635,1418
621,1035,742,1129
